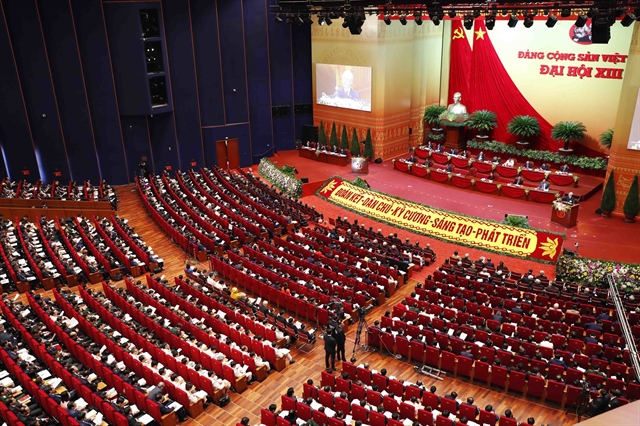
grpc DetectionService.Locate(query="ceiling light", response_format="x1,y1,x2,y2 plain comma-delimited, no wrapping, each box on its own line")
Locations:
473,9,481,19
383,14,391,25
561,7,571,18
508,14,518,28
546,15,558,28
415,15,422,25
318,15,325,25
274,14,283,23
524,15,534,28
621,13,636,27
325,16,332,26
575,14,587,27
303,15,313,25
463,16,473,30
399,14,407,25
448,10,456,19
486,15,496,30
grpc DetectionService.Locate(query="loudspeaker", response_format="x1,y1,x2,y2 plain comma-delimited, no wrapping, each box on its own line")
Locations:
302,125,318,143
374,158,383,164
301,177,309,183
595,208,602,215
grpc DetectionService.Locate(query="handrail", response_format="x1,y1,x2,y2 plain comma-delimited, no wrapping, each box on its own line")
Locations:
607,274,640,382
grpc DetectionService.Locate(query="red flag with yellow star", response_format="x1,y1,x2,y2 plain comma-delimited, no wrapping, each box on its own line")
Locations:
448,20,472,106
467,20,557,150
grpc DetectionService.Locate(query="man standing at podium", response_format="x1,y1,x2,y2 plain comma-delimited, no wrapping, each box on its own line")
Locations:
562,192,577,205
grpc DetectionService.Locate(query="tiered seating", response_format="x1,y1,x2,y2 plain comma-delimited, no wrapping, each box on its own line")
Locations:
232,168,321,223
256,362,529,426
112,215,163,271
54,217,103,284
212,253,326,327
38,217,83,287
0,302,82,426
0,218,38,293
367,281,639,409
0,179,116,203
51,288,190,424
138,176,230,257
94,216,146,276
331,218,436,269
17,217,59,291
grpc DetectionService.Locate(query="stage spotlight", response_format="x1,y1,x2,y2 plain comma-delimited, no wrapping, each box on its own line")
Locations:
399,14,407,25
415,15,423,25
325,16,332,26
463,16,473,30
318,15,325,25
329,11,338,20
575,14,587,27
546,15,558,28
383,14,391,25
560,7,571,18
473,9,481,19
524,15,534,28
448,10,456,19
486,15,496,30
621,13,636,27
508,14,518,28
587,8,596,18
614,9,626,18
303,15,313,25
274,14,283,23
592,11,613,44
294,15,304,25
342,17,350,28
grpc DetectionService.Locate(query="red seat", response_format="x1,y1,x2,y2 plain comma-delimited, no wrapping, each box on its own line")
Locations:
545,380,566,405
400,402,416,420
352,404,369,423
527,376,546,399
479,410,498,426
441,351,456,373
369,411,386,426
473,361,490,384
499,416,518,426
457,356,473,378
459,403,478,421
491,366,508,390
418,409,434,426
508,371,526,394
436,415,454,426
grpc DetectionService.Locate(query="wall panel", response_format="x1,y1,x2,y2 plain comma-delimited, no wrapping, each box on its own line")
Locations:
243,0,273,163
148,112,178,171
38,0,100,182
291,24,313,146
3,0,69,183
190,0,225,127
121,116,153,180
71,0,128,184
0,1,38,181
161,0,202,169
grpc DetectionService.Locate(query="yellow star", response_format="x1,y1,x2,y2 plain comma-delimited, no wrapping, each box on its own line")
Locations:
475,28,486,40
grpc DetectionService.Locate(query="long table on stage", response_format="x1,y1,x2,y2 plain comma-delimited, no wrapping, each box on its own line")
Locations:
299,147,349,166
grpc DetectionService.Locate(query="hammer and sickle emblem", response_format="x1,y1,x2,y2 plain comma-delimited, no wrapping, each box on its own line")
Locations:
453,28,465,40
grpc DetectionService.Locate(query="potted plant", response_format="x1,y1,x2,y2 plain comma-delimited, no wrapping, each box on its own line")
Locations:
507,115,540,149
340,125,350,152
599,128,614,150
350,127,361,157
329,122,339,148
551,121,586,152
318,121,326,148
600,171,616,218
623,175,639,223
364,128,374,161
423,105,447,134
468,110,497,141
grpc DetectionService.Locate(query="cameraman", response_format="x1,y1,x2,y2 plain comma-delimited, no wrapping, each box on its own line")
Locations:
334,325,346,362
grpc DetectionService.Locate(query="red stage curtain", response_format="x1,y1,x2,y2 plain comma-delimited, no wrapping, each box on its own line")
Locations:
529,189,557,203
496,165,518,178
520,169,546,182
475,181,499,193
431,170,450,183
451,157,470,168
473,161,494,173
448,20,472,105
394,161,409,172
501,185,527,199
468,20,559,151
416,148,430,159
411,166,429,177
451,175,473,188
549,174,576,186
432,153,449,164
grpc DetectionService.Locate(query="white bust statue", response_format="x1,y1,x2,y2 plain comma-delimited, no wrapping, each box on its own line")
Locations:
447,92,468,115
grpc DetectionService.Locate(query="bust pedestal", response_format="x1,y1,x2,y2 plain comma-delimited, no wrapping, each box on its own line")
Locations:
442,124,467,151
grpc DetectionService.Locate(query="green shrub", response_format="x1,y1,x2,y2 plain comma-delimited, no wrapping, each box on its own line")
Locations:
350,127,361,157
623,175,639,217
600,171,616,213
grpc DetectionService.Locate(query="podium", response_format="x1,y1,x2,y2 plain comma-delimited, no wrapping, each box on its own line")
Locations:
442,124,467,151
351,157,369,175
551,203,579,227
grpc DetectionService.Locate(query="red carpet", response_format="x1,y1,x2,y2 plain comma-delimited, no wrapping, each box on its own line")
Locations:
251,150,639,264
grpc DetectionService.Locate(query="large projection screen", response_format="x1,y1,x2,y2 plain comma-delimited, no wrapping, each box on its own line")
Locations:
316,64,372,112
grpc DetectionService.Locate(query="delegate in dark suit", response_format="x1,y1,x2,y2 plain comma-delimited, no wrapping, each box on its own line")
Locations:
334,326,346,362
324,332,337,371
332,87,360,100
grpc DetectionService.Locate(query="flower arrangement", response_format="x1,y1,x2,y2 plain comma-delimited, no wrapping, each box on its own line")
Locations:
438,110,470,127
427,132,445,141
467,139,608,171
556,255,640,291
552,199,570,213
258,158,303,199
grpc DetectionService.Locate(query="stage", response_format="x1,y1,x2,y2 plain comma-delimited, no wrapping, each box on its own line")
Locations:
251,150,639,264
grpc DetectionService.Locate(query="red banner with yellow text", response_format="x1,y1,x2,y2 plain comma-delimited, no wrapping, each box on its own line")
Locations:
317,177,563,262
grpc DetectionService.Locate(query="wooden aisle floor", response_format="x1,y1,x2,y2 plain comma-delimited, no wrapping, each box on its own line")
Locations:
20,184,580,426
